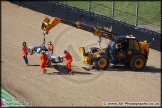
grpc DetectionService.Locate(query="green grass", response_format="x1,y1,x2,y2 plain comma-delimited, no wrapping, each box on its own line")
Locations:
67,1,89,10
56,1,161,27
138,1,161,26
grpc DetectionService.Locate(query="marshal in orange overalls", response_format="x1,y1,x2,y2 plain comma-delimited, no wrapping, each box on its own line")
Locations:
62,50,73,71
47,41,54,66
22,46,28,56
40,51,48,73
22,42,29,65
47,41,54,54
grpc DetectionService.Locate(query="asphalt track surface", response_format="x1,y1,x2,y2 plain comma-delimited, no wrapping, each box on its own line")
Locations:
1,1,161,107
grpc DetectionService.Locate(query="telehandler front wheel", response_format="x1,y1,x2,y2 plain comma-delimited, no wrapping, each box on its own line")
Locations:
93,56,110,70
130,55,146,71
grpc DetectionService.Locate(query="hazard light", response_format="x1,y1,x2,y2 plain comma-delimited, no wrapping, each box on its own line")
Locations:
127,50,132,55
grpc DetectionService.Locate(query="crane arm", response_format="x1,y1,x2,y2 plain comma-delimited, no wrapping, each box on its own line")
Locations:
41,17,115,40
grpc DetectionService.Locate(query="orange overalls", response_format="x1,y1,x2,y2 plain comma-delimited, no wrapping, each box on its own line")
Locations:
40,53,48,72
47,43,54,65
47,43,54,54
62,52,73,71
22,46,28,56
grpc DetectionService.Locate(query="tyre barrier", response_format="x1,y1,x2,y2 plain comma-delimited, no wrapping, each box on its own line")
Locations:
10,0,161,51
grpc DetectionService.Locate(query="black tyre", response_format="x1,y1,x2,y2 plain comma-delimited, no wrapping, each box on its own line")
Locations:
93,56,110,70
130,55,146,71
28,47,34,55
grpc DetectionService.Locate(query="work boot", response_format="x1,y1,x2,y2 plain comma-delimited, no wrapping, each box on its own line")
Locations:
43,69,47,74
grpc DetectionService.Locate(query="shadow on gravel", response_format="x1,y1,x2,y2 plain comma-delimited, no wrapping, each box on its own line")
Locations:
46,71,92,75
82,67,90,71
45,64,92,75
141,66,161,73
45,64,161,75
106,65,161,73
28,64,40,66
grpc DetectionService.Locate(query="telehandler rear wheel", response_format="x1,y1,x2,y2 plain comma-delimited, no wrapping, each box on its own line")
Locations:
93,56,110,70
130,55,146,71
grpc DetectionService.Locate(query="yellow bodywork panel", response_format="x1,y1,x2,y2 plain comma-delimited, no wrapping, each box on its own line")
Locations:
82,56,94,64
134,40,140,50
79,47,107,64
139,41,150,59
79,47,83,53
79,47,94,64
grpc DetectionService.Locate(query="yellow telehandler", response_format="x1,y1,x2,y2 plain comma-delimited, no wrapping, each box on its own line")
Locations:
41,17,150,71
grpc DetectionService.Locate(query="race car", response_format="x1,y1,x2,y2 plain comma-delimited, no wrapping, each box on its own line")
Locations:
28,44,63,64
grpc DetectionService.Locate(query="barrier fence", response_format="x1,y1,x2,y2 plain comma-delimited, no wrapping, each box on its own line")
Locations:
10,1,161,51
58,0,161,33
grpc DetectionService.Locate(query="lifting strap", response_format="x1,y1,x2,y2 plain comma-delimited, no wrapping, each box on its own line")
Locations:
42,33,46,51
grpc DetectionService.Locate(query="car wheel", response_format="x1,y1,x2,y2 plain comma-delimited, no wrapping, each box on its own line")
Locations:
28,47,34,55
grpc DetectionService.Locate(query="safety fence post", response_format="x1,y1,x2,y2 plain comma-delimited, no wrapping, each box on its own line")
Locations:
135,0,139,26
64,0,66,5
112,0,115,19
88,0,91,12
